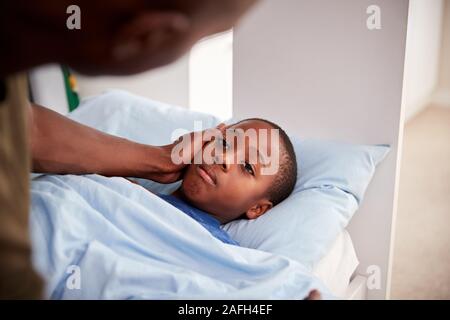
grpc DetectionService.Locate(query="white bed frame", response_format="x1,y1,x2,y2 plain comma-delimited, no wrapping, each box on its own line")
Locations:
233,0,409,299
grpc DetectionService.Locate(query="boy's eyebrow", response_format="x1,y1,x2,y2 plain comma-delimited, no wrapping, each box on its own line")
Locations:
231,127,271,167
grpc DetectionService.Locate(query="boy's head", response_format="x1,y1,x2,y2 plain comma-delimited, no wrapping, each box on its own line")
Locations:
177,118,297,223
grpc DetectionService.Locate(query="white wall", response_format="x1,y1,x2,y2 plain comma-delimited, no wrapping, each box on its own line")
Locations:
75,32,234,118
233,0,409,299
75,55,190,107
434,0,450,107
402,0,445,120
29,64,69,114
189,31,233,120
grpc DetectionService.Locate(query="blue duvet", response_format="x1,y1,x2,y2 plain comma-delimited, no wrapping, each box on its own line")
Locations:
30,174,332,299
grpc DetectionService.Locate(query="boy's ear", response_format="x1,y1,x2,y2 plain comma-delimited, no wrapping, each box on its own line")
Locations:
245,200,273,220
112,11,190,61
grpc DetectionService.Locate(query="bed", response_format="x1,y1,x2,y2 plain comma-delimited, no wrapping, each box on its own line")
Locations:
30,172,358,299
30,89,395,299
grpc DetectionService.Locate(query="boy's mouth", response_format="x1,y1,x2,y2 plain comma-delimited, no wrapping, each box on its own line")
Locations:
197,164,217,186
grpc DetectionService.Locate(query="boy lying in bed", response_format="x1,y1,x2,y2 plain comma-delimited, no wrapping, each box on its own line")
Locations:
31,116,322,300
146,118,322,300
133,118,298,246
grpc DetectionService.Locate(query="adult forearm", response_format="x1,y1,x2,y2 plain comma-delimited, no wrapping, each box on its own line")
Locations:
30,104,164,178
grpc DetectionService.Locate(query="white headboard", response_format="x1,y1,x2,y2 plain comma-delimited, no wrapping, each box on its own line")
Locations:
233,0,408,299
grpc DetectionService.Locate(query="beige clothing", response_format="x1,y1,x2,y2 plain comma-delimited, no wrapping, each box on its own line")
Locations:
0,74,43,299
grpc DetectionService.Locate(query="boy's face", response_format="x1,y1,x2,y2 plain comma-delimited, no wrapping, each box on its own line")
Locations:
179,120,280,223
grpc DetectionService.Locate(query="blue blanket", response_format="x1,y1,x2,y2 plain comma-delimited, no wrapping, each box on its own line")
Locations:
30,174,332,299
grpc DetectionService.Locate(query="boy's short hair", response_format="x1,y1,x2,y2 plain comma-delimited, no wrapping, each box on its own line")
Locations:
234,118,298,205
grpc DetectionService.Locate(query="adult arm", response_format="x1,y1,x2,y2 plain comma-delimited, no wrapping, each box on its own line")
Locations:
30,103,183,182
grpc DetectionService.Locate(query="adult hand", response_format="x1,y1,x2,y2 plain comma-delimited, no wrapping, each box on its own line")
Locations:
145,123,226,183
304,289,322,300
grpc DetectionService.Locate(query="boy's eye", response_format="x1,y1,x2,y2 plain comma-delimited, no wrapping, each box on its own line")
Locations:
218,137,230,150
244,162,255,176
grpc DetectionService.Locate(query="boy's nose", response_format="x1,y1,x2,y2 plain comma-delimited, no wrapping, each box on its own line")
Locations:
214,154,230,172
